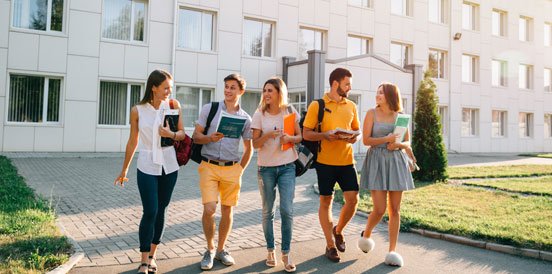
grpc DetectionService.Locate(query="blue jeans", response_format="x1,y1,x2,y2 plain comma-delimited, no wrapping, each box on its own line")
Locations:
258,163,296,253
137,169,178,252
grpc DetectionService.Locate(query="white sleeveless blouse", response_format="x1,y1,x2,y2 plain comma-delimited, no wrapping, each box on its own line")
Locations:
136,101,179,176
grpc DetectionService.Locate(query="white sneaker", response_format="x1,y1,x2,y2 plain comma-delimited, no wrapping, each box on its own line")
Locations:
200,249,215,270
384,251,404,267
215,249,235,266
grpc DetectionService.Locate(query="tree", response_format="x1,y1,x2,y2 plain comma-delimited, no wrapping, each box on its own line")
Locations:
412,71,448,182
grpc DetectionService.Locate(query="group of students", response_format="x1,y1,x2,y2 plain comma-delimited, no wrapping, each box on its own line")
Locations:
114,67,416,274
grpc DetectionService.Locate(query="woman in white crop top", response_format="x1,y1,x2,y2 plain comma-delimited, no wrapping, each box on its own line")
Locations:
115,69,184,274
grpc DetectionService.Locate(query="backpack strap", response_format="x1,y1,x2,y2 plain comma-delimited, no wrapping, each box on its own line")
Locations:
203,102,219,135
315,99,325,153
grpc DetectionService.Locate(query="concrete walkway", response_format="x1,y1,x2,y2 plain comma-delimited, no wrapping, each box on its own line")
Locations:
5,153,552,273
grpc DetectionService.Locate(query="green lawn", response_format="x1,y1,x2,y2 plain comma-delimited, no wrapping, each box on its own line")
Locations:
336,182,552,252
465,176,552,196
0,156,71,273
448,165,552,179
519,153,552,159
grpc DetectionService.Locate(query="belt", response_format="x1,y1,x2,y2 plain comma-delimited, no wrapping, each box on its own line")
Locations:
202,157,238,167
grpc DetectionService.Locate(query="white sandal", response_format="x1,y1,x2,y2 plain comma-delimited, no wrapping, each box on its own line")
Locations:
266,250,276,267
281,253,296,272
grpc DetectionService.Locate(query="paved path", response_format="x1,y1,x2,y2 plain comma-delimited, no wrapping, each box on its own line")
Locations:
5,152,552,273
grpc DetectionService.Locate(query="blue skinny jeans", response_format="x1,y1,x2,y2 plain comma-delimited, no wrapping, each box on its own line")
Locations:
257,163,296,253
136,169,177,252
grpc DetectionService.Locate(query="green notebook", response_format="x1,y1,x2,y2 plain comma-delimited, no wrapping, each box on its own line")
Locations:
393,113,411,142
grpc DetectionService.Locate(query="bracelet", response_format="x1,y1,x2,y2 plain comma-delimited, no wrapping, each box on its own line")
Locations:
173,132,176,140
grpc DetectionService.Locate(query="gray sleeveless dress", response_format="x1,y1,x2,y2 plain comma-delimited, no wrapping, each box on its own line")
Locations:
360,109,415,191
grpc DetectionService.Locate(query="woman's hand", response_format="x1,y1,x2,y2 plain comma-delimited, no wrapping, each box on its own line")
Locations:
385,133,399,143
114,171,128,187
159,120,174,138
280,133,293,144
386,142,401,151
267,129,282,139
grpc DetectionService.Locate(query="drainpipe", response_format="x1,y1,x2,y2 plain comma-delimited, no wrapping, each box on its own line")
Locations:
170,0,178,76
405,64,424,133
307,50,326,105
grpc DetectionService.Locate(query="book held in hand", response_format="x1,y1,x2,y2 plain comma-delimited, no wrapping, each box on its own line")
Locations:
215,111,247,139
161,109,179,147
331,128,361,139
281,112,296,151
393,113,411,143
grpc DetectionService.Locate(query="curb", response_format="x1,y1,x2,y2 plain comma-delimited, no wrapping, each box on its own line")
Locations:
312,183,552,263
47,221,85,274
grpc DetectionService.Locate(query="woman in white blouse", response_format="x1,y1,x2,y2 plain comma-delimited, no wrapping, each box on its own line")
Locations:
115,70,184,274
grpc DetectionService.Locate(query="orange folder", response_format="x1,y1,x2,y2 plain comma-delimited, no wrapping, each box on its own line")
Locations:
281,112,296,151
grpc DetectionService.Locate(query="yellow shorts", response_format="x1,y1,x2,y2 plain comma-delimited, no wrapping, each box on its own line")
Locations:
198,161,244,206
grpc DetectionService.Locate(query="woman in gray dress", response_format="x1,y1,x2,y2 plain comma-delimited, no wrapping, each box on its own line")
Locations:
357,82,415,267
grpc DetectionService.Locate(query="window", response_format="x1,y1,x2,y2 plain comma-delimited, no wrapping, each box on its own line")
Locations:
545,22,552,46
347,35,370,57
545,68,552,92
98,82,142,125
298,28,324,60
243,18,273,57
438,106,448,135
428,49,446,79
12,0,64,32
491,9,507,37
518,112,533,138
8,74,61,123
518,64,533,89
349,0,371,8
241,91,262,116
519,16,532,42
102,0,146,42
288,92,307,114
491,60,507,87
462,54,478,83
402,98,408,113
461,108,478,136
492,110,507,137
462,2,478,31
429,0,447,24
175,86,213,128
390,42,411,68
391,0,411,16
545,114,552,138
178,8,214,51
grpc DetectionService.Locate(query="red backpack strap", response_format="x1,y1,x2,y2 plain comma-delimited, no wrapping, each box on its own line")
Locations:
169,99,175,109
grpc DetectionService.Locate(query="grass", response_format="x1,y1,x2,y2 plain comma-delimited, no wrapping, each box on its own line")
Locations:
465,176,552,196
0,156,71,273
336,182,552,252
448,165,552,179
519,153,552,159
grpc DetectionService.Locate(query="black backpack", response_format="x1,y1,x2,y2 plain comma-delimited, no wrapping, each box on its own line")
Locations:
300,99,325,167
190,102,219,164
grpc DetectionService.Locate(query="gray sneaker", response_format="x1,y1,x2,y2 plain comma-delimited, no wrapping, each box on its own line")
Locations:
215,249,235,266
200,250,215,270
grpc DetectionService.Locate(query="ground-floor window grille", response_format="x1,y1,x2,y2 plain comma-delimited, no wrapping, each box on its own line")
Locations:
8,74,61,123
98,81,142,125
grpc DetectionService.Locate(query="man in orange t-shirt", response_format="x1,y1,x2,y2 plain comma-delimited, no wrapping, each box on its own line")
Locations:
303,67,360,262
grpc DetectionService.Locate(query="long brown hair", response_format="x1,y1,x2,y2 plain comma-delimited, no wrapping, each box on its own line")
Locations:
259,77,289,114
377,82,403,112
139,69,173,105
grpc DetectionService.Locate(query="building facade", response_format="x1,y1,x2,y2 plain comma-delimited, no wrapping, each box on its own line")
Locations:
0,0,551,153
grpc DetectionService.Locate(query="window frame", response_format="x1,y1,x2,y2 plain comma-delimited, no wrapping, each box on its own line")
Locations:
428,48,447,79
462,54,479,83
491,59,507,87
438,105,448,136
545,22,552,46
5,72,64,125
347,35,371,57
177,6,216,52
391,0,412,17
544,68,552,93
390,41,412,68
518,16,533,42
491,110,507,137
101,0,149,44
174,85,214,129
518,112,533,138
428,0,448,24
544,113,552,139
491,9,507,37
242,17,275,58
348,0,371,8
97,80,144,127
298,27,326,60
518,64,533,90
462,2,479,31
10,0,67,34
461,108,479,137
